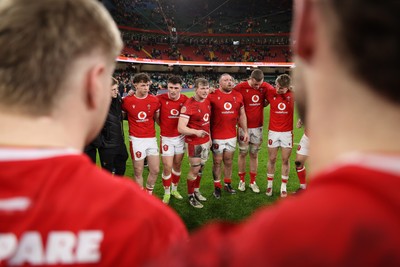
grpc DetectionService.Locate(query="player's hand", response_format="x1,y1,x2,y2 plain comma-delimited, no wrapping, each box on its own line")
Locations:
196,130,209,138
242,132,249,143
127,89,135,96
296,119,303,128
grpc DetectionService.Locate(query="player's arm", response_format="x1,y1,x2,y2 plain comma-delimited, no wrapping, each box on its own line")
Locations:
264,88,270,107
238,106,249,143
178,115,208,138
154,109,160,125
296,118,303,128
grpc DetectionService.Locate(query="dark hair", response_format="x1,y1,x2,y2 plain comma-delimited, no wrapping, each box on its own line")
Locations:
276,74,291,88
168,76,183,85
250,69,264,82
321,0,400,103
133,73,151,84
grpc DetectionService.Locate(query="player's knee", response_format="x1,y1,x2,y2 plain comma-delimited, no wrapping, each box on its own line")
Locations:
249,145,261,155
224,158,233,167
281,158,290,165
213,160,222,168
149,165,159,175
269,157,277,165
238,144,249,154
295,161,303,168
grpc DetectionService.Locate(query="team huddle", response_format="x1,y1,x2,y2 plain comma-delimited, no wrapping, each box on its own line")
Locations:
118,70,307,208
2,0,399,265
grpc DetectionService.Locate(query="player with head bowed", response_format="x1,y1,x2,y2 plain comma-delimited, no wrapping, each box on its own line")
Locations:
0,1,188,265
178,78,211,209
234,69,275,193
208,73,249,199
156,76,188,204
151,0,400,265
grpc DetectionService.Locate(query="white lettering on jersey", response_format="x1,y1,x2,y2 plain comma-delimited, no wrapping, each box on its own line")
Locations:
46,231,76,264
0,234,17,260
76,231,103,263
9,232,44,265
0,231,103,265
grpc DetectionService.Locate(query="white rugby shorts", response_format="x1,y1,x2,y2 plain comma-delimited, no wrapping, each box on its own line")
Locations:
129,136,159,160
160,135,185,156
267,130,293,148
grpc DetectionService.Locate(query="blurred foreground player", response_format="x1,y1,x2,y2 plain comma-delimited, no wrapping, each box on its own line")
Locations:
0,0,187,266
153,0,400,266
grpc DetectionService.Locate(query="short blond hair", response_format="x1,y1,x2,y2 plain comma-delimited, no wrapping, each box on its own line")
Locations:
194,78,209,89
0,0,123,115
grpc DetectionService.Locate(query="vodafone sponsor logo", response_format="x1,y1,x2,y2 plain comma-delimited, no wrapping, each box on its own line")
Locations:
249,95,261,106
275,102,288,114
138,111,147,120
0,231,103,265
224,102,232,111
203,113,210,122
170,109,179,116
278,102,286,111
222,102,234,114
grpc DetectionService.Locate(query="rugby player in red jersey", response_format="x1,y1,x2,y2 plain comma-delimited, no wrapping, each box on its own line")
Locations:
265,74,295,197
122,73,161,194
157,76,188,204
178,78,211,208
234,69,274,193
208,74,248,198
